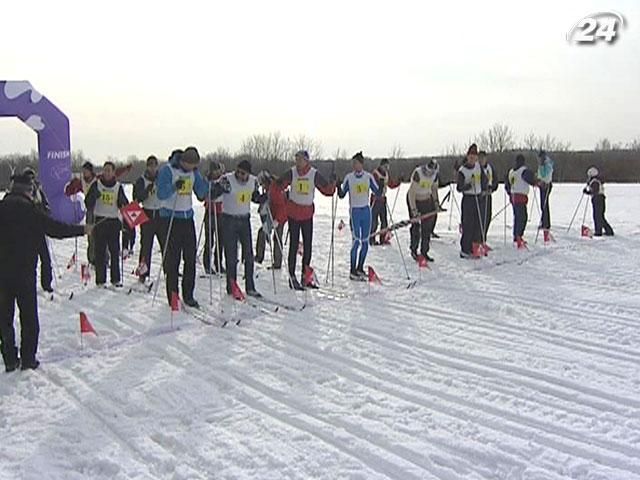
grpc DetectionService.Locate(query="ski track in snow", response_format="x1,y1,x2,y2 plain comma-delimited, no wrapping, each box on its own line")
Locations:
1,183,639,479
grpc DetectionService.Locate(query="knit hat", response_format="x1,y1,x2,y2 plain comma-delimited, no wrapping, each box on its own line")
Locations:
379,158,390,166
181,147,200,165
10,173,34,196
352,151,364,162
587,166,598,178
237,159,252,174
467,144,478,156
82,161,94,172
295,150,310,161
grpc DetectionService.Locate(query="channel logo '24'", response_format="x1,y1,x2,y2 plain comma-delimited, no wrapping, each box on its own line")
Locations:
567,11,625,45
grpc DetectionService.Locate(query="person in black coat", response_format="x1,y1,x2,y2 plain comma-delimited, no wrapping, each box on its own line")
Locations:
0,174,89,372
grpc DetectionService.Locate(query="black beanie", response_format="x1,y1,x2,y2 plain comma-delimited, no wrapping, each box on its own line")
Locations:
237,159,252,174
10,173,34,195
82,161,94,172
352,151,364,162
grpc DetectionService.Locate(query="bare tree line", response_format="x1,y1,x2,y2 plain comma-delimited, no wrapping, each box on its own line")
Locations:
2,126,639,189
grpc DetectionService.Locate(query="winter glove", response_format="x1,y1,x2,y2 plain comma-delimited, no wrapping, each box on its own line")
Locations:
583,188,589,195
175,179,185,191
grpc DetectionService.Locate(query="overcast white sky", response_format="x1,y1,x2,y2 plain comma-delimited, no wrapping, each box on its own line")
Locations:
1,0,639,160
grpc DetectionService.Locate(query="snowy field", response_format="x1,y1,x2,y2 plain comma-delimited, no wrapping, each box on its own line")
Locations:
1,182,640,480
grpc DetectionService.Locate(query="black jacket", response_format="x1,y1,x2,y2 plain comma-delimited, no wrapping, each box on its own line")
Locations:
0,193,85,280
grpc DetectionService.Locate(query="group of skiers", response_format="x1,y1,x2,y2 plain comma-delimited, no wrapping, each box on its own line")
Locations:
0,145,616,373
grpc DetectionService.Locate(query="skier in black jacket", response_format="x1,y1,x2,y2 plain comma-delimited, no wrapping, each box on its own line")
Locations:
0,174,89,372
85,162,130,287
133,155,163,282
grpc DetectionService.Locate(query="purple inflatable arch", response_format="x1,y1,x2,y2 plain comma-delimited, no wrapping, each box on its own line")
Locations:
0,81,84,223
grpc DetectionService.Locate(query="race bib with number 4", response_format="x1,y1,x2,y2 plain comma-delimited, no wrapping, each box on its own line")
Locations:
237,191,251,205
354,182,369,195
295,179,311,195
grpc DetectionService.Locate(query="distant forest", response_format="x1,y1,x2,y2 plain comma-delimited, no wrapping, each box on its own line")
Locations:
1,125,639,189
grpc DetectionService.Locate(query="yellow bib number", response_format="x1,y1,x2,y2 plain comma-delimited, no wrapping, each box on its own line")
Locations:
237,190,251,205
178,177,193,195
354,182,368,195
509,173,516,186
419,179,432,190
100,191,115,206
295,179,311,195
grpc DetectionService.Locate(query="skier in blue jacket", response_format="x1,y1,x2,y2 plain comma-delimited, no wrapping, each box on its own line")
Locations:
156,147,210,307
338,152,380,281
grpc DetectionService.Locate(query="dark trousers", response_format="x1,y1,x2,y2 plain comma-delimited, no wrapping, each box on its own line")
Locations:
408,197,436,255
370,198,388,242
222,215,255,293
122,224,136,252
288,218,313,280
138,210,164,280
512,203,528,240
480,195,493,242
460,195,482,254
163,218,197,304
539,184,552,230
256,223,284,269
94,217,122,285
0,276,39,368
37,236,53,290
592,195,614,236
203,210,224,272
86,210,96,266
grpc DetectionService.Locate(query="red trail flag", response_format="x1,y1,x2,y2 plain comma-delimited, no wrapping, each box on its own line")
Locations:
120,203,149,230
79,312,97,335
171,292,180,312
367,266,382,285
231,281,246,301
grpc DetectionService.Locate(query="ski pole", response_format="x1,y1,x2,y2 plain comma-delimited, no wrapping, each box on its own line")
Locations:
45,237,61,289
581,195,589,226
390,184,401,218
195,213,205,261
474,194,486,247
534,185,551,244
152,194,179,306
566,192,585,233
213,203,224,311
448,184,454,230
385,202,411,281
503,185,507,246
208,181,213,305
325,192,335,284
269,208,303,298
